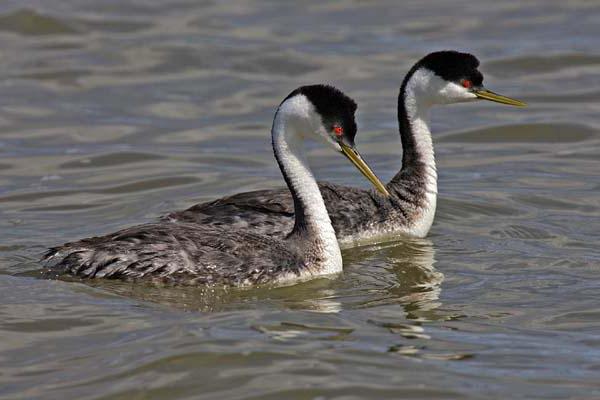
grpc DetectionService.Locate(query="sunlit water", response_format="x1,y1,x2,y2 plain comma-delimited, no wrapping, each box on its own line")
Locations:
1,1,599,399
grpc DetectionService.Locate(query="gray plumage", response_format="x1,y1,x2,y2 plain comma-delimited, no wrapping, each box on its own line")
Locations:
164,176,426,241
44,222,324,286
44,84,382,286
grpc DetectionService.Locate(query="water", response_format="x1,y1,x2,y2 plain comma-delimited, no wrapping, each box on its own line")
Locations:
1,1,599,398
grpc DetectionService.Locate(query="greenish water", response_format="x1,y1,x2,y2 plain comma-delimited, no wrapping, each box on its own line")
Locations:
1,1,599,399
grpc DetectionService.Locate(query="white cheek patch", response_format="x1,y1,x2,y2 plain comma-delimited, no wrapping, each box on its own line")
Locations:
313,125,342,152
438,82,478,103
278,94,347,156
407,69,478,105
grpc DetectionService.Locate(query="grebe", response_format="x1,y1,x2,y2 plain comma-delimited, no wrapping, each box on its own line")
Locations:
44,85,388,287
167,51,526,245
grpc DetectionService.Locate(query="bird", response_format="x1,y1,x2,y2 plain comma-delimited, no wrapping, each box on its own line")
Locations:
165,51,526,246
43,84,389,287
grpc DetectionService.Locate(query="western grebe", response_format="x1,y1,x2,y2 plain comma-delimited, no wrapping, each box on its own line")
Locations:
44,85,388,286
167,51,526,245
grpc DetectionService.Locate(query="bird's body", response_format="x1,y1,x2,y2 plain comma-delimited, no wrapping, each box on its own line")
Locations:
45,85,388,286
165,175,431,247
164,51,525,246
46,222,324,286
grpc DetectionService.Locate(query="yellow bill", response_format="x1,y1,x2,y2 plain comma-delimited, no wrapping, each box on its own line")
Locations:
473,88,527,107
339,143,390,196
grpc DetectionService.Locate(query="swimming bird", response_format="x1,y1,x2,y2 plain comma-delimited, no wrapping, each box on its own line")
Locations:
44,85,389,286
166,51,526,245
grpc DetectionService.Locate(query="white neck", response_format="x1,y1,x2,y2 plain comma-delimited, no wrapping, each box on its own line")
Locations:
397,69,439,237
271,96,342,273
403,69,438,173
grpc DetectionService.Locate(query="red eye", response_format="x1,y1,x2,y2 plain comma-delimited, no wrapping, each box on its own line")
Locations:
333,125,343,136
461,79,473,89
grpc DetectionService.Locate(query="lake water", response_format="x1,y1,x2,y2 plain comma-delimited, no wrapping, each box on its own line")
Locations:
1,1,599,399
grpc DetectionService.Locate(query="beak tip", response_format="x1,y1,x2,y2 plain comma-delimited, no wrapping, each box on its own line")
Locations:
474,89,527,107
378,186,390,197
340,143,389,197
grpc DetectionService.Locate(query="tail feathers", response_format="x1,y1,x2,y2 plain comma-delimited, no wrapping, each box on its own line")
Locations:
42,245,181,280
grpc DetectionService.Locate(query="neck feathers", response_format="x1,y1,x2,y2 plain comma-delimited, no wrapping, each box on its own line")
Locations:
390,68,438,236
271,97,341,270
397,68,437,171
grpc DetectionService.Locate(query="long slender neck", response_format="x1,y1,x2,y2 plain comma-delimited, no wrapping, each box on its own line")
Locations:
387,69,438,236
271,104,341,267
390,70,438,192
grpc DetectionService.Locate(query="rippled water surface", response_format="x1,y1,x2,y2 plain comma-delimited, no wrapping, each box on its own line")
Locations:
1,1,599,399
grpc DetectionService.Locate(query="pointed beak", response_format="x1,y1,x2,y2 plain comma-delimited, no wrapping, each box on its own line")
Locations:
339,142,389,196
472,87,527,107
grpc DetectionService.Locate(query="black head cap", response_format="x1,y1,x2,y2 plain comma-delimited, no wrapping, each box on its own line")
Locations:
283,84,358,146
415,51,484,86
